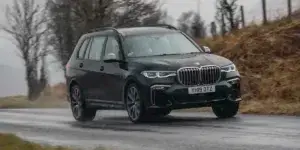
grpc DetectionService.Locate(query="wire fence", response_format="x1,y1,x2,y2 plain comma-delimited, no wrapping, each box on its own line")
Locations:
203,0,300,36
244,0,300,24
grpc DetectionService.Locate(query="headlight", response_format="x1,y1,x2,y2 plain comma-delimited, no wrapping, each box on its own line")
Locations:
141,71,176,78
221,64,237,73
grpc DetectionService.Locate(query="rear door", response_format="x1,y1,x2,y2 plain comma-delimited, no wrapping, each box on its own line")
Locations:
68,37,91,92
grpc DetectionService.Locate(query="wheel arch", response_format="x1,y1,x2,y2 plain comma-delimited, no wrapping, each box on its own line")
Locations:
68,78,83,97
69,78,77,89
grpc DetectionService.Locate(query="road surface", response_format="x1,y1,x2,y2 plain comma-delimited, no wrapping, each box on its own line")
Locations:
0,109,299,150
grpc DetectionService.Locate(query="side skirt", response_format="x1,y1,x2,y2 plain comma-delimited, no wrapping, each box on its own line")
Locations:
86,99,125,110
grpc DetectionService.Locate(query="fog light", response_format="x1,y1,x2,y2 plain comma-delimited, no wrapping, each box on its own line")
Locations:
228,78,240,85
150,85,172,107
227,94,234,101
153,87,166,90
151,85,171,90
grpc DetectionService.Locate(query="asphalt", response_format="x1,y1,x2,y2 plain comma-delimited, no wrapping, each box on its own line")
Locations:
0,109,299,150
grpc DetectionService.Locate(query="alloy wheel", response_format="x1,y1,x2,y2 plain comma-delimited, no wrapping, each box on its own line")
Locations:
126,86,141,121
71,86,82,119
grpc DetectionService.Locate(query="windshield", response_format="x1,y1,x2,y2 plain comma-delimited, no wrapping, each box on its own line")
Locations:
123,32,202,58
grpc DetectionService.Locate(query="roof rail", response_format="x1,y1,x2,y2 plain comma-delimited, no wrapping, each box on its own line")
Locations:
144,24,178,30
88,27,119,33
87,24,178,34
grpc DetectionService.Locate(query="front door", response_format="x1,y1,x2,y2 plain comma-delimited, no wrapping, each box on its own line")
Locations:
99,36,126,104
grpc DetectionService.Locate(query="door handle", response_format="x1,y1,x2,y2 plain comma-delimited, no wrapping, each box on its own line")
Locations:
79,63,83,68
100,66,104,71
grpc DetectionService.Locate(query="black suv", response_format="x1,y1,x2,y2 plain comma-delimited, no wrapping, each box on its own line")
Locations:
66,25,241,123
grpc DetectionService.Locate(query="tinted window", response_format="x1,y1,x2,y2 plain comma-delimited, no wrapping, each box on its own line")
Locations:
124,32,201,58
88,36,107,61
104,36,121,60
77,39,89,59
84,39,92,59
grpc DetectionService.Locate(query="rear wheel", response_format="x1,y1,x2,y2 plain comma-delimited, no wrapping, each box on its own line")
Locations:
212,102,239,118
125,83,147,123
70,85,96,122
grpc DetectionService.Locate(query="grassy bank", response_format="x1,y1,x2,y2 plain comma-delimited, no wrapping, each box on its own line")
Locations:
199,19,300,115
0,96,68,109
0,83,69,109
0,133,72,150
0,133,108,150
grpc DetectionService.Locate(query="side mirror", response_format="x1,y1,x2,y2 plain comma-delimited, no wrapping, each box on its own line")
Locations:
105,53,117,60
104,53,125,63
203,46,212,53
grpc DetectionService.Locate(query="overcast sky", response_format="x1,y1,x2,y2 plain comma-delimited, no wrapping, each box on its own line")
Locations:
0,0,299,93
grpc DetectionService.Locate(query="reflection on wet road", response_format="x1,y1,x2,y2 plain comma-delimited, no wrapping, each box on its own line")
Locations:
0,109,299,150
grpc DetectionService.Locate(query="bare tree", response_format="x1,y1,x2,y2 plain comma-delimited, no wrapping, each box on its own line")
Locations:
177,11,194,35
47,0,165,78
191,12,206,38
215,0,240,33
47,0,114,75
47,0,72,76
115,0,162,27
210,21,218,38
1,0,48,100
142,10,169,25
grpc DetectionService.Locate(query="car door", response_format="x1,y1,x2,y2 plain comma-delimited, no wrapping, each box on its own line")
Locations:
100,35,127,103
81,35,108,100
70,37,91,94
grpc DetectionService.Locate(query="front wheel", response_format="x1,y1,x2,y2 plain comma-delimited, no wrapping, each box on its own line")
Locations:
70,85,96,122
125,83,147,123
212,102,239,118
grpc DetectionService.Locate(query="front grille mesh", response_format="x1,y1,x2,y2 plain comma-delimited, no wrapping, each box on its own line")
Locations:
177,66,221,86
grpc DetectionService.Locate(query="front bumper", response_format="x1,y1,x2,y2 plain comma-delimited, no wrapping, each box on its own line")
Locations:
147,78,241,110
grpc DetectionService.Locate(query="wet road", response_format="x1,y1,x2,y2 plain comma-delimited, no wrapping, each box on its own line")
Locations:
0,109,299,150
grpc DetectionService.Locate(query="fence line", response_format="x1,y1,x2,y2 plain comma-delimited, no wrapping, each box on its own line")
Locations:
245,0,300,25
176,0,300,37
206,0,300,36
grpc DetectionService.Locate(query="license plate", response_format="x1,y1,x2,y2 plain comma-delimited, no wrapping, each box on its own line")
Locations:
188,85,216,95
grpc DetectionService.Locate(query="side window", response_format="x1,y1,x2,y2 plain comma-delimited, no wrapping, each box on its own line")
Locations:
77,39,89,59
88,36,107,61
84,38,92,59
104,36,121,60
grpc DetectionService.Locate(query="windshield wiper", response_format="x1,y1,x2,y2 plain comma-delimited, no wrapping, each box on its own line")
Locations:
187,52,200,54
152,53,180,56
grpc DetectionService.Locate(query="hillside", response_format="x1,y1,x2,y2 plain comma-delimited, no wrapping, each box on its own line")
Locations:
200,19,300,115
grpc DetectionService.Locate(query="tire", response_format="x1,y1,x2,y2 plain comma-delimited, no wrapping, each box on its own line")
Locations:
125,83,147,123
212,102,239,119
70,85,96,122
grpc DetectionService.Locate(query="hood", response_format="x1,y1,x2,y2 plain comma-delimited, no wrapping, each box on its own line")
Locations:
127,53,233,70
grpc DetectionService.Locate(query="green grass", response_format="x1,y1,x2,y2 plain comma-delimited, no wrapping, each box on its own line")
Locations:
0,133,108,150
0,96,69,109
0,133,73,150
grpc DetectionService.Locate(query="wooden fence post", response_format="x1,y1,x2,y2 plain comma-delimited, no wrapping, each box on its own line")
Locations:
262,0,267,24
240,5,245,28
221,13,226,36
288,0,292,20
